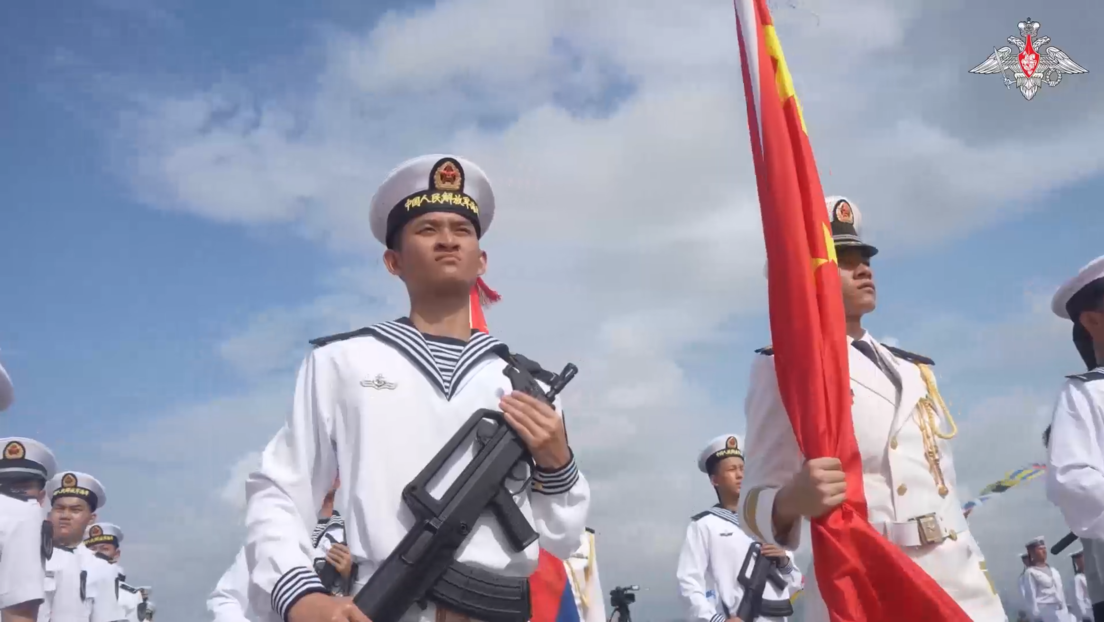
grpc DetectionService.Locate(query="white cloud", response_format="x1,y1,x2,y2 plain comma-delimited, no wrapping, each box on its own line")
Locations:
219,451,261,511
87,0,1104,619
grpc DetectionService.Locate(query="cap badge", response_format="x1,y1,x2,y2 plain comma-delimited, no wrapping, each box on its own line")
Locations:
61,473,78,488
89,525,103,538
834,200,854,224
3,440,25,460
432,159,463,192
726,436,738,449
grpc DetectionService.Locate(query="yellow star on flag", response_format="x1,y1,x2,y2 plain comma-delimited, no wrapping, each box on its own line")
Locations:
763,25,807,135
812,222,837,272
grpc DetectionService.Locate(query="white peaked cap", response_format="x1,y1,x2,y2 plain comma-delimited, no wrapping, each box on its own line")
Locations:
698,434,745,473
368,154,495,248
1052,255,1104,319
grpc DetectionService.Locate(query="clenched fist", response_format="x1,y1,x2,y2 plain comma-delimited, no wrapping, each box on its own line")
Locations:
774,457,847,536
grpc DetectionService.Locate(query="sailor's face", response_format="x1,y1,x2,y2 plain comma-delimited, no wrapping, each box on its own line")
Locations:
49,498,95,542
710,457,745,497
387,212,486,297
838,248,876,318
1031,545,1047,564
89,542,120,562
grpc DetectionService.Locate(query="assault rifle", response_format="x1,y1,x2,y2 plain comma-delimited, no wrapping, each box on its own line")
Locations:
354,353,579,622
732,543,794,621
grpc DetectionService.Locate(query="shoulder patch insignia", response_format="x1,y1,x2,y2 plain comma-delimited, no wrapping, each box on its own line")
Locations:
309,327,375,348
884,345,934,366
691,510,712,522
755,345,774,356
1066,370,1104,382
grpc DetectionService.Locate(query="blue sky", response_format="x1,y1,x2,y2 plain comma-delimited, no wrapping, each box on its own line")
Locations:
2,0,1104,620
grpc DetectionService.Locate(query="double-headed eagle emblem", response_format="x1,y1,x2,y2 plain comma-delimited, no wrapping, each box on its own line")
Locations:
969,18,1087,100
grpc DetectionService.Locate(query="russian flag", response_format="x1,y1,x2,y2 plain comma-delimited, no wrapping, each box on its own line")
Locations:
529,548,581,622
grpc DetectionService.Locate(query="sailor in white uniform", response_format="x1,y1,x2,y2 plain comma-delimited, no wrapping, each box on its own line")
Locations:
0,437,54,622
1023,536,1075,622
678,435,801,622
1072,550,1094,622
1046,256,1104,622
564,528,605,622
84,523,144,622
44,471,127,622
244,154,590,622
1022,552,1034,614
738,197,1005,621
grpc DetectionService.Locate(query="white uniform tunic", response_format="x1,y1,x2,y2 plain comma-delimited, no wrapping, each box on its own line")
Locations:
74,545,127,622
245,321,590,622
209,548,255,622
1073,572,1093,621
38,547,88,622
565,530,605,622
1023,565,1075,622
1047,370,1104,541
113,567,143,622
0,495,45,612
677,506,801,622
739,335,1005,621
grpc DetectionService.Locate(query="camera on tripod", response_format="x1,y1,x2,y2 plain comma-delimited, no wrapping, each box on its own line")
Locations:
610,585,638,608
608,585,640,622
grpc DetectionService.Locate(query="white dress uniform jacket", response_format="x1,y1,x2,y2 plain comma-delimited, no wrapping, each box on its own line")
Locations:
739,334,1005,621
1,495,45,611
1024,565,1075,622
677,506,802,622
74,545,127,622
1073,572,1093,621
38,548,87,622
565,530,605,622
114,567,143,622
1047,369,1104,541
209,548,255,622
245,322,590,622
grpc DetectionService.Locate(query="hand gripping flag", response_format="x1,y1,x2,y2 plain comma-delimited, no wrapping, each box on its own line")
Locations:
530,548,583,622
730,1,970,619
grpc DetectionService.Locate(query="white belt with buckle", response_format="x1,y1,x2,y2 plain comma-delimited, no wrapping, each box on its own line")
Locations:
873,511,968,547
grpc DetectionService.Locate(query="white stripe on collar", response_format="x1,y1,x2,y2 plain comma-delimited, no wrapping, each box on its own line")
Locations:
365,320,504,400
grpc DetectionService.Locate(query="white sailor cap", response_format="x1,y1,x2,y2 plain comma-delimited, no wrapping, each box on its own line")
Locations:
369,154,495,249
0,355,12,412
0,437,57,482
46,471,107,511
137,586,152,598
1051,255,1104,320
825,196,878,257
698,434,745,474
84,522,123,547
1026,535,1046,548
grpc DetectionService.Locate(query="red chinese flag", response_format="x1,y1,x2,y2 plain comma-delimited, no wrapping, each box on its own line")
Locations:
730,1,969,620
